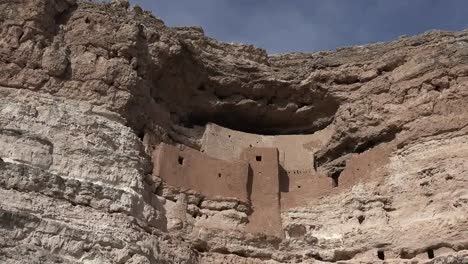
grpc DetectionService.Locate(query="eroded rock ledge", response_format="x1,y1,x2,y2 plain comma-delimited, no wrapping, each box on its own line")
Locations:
0,0,467,263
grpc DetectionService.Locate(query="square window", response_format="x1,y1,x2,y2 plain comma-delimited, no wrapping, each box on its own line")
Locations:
256,155,262,161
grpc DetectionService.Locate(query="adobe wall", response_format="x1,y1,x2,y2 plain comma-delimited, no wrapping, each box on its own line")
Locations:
240,147,282,237
152,143,249,201
201,123,333,172
279,171,332,209
201,123,335,209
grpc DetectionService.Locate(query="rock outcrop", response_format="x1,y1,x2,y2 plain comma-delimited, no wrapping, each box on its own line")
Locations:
0,0,467,263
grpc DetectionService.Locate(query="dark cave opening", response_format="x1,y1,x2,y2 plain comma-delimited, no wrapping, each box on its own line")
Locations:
427,249,434,259
331,173,340,188
357,215,365,224
377,249,385,260
180,108,335,136
174,89,340,135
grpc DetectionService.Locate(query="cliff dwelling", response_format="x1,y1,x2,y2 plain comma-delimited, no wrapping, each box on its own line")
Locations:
152,123,355,237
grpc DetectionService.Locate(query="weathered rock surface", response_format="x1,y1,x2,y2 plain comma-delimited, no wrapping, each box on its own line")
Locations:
0,0,467,263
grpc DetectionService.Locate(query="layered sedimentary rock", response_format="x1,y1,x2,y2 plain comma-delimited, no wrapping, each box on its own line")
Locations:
0,0,467,263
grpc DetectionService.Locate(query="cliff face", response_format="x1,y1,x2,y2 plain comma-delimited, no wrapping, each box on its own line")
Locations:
1,0,467,263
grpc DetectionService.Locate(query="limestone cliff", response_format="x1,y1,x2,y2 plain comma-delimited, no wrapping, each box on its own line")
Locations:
0,0,467,263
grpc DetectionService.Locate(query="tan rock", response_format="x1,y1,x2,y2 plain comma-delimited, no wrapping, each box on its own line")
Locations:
0,0,467,263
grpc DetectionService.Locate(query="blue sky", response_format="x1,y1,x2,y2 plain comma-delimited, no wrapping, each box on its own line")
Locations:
130,0,468,54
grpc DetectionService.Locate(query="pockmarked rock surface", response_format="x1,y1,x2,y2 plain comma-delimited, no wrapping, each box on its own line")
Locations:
0,0,467,263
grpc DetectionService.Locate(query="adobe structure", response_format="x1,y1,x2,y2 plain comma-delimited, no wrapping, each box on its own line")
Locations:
201,123,337,209
153,143,249,201
152,122,356,237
